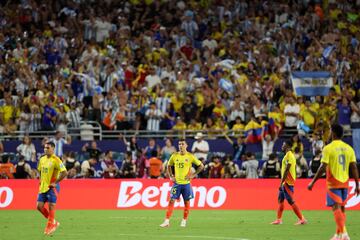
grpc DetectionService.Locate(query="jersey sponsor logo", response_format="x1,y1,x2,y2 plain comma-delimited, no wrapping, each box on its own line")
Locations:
117,181,227,208
0,187,14,208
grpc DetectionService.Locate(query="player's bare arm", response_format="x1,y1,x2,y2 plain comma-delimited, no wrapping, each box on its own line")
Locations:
349,162,360,196
49,170,68,189
307,163,327,191
186,163,204,180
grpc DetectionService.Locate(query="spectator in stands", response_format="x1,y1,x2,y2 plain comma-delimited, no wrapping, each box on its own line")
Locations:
62,152,80,178
241,152,259,179
121,135,141,161
14,155,33,179
18,104,31,136
50,131,71,158
29,105,42,133
81,157,97,178
42,100,57,131
181,95,198,125
56,103,68,135
101,151,119,178
191,132,210,161
119,152,136,178
0,140,3,154
148,150,163,179
16,136,36,162
224,133,246,163
309,132,324,157
284,97,300,130
145,102,162,133
208,155,223,178
196,157,209,179
261,133,277,161
0,155,15,179
161,138,176,163
66,101,81,128
308,149,323,178
172,116,187,134
135,151,148,178
229,96,245,125
294,147,309,178
4,117,17,136
160,103,177,130
261,153,281,179
143,138,159,159
300,99,317,130
82,140,102,161
0,96,17,126
231,116,245,136
291,134,304,156
222,155,240,178
337,96,352,131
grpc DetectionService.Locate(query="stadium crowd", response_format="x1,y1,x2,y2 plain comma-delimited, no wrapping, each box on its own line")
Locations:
0,0,360,179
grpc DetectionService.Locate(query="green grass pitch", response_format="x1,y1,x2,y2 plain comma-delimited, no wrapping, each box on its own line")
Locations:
1,210,360,240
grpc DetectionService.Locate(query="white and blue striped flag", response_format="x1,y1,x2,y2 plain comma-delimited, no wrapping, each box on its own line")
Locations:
291,71,333,96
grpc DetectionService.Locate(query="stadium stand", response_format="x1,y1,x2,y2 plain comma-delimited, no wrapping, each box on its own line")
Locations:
0,0,359,179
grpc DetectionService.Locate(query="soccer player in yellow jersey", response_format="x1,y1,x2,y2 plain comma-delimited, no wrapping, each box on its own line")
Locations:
271,140,307,225
160,138,204,228
37,142,67,235
308,124,359,240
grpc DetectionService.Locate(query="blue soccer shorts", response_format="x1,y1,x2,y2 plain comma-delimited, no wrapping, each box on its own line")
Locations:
278,184,295,204
37,184,60,204
326,188,348,207
170,183,194,201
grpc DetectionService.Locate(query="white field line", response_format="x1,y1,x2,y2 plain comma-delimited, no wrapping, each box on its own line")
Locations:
116,233,249,240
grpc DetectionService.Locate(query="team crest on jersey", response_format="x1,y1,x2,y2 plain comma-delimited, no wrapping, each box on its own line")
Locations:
185,159,188,162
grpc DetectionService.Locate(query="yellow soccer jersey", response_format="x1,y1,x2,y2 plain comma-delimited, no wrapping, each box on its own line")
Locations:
168,152,202,184
38,154,67,193
321,140,356,189
281,151,297,186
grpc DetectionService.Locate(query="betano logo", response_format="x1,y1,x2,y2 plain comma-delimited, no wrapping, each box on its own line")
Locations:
117,181,227,208
345,181,360,208
0,187,14,208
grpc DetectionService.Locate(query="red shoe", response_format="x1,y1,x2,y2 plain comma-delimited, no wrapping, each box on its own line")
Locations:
47,221,60,235
43,222,52,235
294,218,307,225
270,219,283,225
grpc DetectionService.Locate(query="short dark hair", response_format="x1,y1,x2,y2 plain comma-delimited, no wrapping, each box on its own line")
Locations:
151,150,158,157
284,140,293,148
178,138,186,143
331,124,343,139
269,153,277,160
45,142,55,149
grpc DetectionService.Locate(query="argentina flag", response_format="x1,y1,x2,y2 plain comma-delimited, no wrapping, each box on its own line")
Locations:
291,71,333,96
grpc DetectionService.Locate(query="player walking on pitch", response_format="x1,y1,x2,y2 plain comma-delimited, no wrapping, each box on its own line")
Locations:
37,141,67,235
308,124,359,240
271,140,307,225
160,138,204,227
